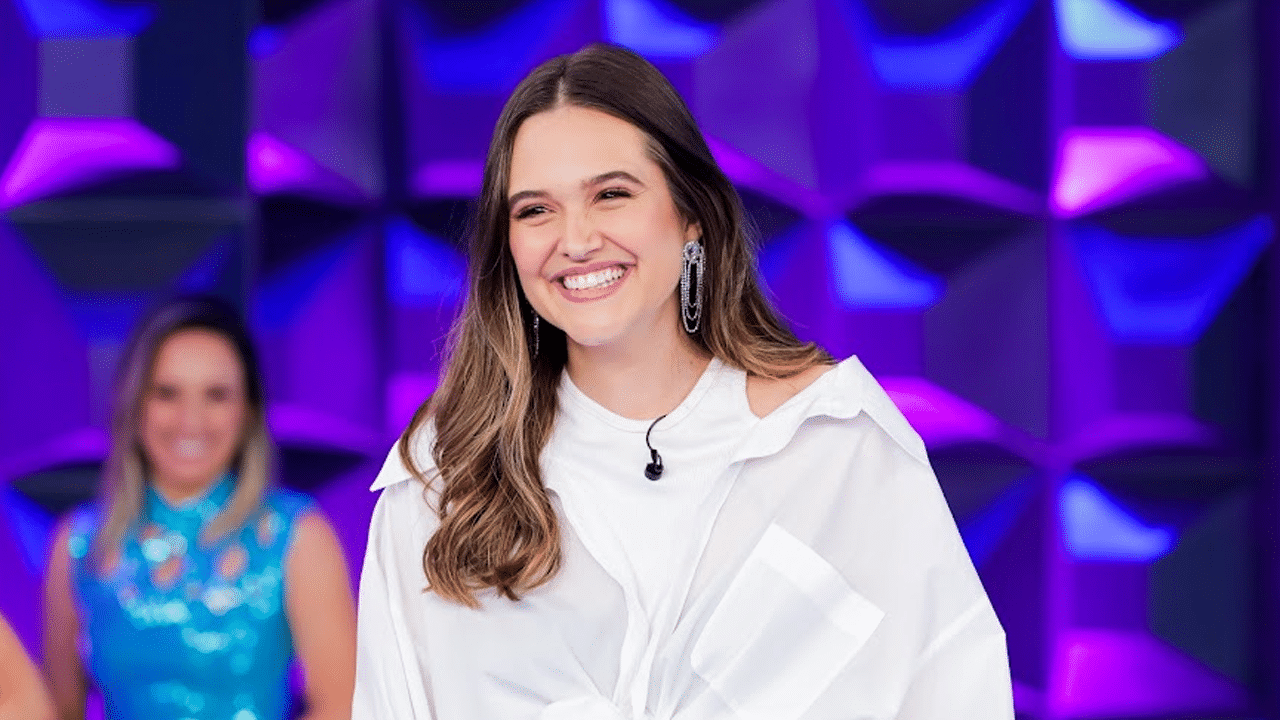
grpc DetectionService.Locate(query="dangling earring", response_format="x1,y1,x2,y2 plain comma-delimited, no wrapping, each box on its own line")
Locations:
530,313,540,359
680,239,705,334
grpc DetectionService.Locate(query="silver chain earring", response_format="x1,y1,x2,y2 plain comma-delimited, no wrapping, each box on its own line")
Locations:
531,313,540,359
680,239,705,334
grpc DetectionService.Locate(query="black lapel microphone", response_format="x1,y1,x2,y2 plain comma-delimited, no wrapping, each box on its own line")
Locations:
644,414,667,481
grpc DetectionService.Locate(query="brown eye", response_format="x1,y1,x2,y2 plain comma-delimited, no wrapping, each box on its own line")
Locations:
152,385,178,401
207,386,231,403
514,205,547,220
598,188,631,201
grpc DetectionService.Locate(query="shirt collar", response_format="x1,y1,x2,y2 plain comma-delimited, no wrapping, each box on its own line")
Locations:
727,355,928,466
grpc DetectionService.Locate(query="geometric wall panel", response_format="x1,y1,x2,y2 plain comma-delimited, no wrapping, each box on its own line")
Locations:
252,0,383,204
1052,0,1181,61
1067,215,1271,343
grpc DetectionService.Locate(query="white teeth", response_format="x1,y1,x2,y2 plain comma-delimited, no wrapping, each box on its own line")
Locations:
562,266,624,291
176,440,206,458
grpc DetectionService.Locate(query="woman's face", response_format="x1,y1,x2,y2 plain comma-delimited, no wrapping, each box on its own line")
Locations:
506,104,699,353
140,328,249,500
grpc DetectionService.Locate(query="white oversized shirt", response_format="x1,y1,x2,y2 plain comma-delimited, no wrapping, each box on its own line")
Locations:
353,356,1014,720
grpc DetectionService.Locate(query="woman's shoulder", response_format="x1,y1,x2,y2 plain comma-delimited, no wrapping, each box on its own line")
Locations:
735,356,930,468
745,363,834,419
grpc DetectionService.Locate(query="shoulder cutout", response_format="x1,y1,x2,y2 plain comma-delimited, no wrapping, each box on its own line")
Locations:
746,364,834,419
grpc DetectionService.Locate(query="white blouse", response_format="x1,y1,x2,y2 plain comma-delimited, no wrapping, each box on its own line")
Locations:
353,356,1014,720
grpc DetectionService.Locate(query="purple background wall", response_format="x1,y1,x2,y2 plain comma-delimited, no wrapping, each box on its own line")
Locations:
0,0,1275,718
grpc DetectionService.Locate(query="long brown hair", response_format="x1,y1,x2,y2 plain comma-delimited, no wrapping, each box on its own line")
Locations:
403,43,830,607
95,296,273,561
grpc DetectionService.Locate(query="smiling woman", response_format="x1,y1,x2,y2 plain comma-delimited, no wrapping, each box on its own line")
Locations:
43,297,356,720
354,43,1014,720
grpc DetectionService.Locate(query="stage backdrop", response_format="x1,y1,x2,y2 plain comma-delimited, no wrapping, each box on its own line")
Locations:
0,0,1276,718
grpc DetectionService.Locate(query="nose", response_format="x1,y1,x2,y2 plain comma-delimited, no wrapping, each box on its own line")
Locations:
559,208,602,261
176,396,206,432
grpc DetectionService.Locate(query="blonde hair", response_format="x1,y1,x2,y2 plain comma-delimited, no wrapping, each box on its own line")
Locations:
403,44,830,607
94,297,273,562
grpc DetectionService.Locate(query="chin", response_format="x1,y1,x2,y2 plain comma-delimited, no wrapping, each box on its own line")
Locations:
157,462,230,487
562,327,624,349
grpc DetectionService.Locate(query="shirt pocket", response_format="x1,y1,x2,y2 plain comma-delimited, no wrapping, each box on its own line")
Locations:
691,523,884,720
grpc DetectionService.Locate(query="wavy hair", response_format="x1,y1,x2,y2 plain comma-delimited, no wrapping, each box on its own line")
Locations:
403,43,830,607
94,296,273,562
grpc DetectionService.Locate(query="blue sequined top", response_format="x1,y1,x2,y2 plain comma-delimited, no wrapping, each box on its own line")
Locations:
66,476,314,720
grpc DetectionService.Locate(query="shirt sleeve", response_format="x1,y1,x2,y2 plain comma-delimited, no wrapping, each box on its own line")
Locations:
352,480,437,720
893,600,1013,719
858,367,1015,719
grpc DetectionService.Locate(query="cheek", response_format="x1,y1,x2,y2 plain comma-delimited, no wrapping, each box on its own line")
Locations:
213,402,250,445
509,229,551,283
139,400,171,440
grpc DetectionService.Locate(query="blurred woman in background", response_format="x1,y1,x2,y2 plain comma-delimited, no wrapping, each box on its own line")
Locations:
0,613,54,720
44,296,356,720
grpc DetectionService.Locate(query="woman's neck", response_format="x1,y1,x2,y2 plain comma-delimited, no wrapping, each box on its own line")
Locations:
565,328,711,421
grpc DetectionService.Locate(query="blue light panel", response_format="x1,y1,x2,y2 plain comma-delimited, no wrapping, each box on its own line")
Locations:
605,0,717,59
1054,0,1181,60
840,0,1035,90
827,221,942,310
1070,215,1273,343
1060,476,1174,562
17,0,153,38
385,216,465,307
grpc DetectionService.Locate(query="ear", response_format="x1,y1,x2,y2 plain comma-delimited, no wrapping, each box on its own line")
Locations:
683,219,701,243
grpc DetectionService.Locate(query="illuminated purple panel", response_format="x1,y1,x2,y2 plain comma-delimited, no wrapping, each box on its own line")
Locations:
858,161,1042,215
0,427,106,484
247,132,369,204
310,468,381,584
411,159,483,198
0,510,42,668
256,232,382,434
704,136,828,217
269,405,380,458
0,117,179,208
385,373,437,445
605,0,717,59
1051,126,1208,217
1059,412,1217,466
838,0,1035,90
253,0,382,201
0,1,38,171
0,227,92,461
882,376,1008,448
694,8,812,183
1053,0,1181,61
1053,630,1249,716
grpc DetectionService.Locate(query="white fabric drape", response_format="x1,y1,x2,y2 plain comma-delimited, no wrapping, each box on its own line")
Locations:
353,356,1014,720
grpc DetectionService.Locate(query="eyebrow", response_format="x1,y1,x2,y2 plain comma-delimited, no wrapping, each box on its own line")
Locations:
507,170,644,208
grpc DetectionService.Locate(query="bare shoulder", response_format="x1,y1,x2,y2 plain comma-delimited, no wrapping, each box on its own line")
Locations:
746,363,835,419
288,510,344,560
